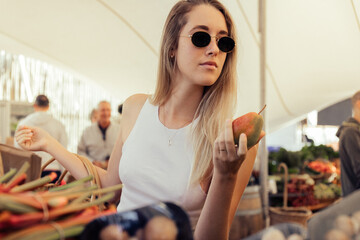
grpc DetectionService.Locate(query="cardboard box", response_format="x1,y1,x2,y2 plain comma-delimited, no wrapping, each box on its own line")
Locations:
0,143,41,182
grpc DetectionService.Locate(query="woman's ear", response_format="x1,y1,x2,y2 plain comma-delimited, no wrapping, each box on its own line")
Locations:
170,49,175,58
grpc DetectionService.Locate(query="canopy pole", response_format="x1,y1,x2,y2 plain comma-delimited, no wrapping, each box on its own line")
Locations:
259,0,269,228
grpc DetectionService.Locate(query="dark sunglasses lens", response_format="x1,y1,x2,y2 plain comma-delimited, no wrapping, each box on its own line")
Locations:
191,32,211,47
218,37,235,52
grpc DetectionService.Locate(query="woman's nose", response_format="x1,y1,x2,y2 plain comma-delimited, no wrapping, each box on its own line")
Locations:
206,37,220,56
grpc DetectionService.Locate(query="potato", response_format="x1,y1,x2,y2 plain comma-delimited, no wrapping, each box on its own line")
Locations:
352,216,360,234
334,215,355,236
325,229,350,240
287,233,304,240
353,211,360,225
261,228,286,240
99,224,129,240
143,216,178,240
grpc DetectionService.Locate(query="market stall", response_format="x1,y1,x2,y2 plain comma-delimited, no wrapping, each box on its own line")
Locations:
1,1,360,239
0,147,194,240
227,143,346,240
0,145,123,239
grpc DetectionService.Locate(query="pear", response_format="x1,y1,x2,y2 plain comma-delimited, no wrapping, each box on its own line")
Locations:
232,105,266,149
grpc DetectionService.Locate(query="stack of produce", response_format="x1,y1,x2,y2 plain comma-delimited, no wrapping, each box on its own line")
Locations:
300,144,339,162
261,228,305,240
287,177,319,207
0,162,122,239
268,144,340,176
307,159,339,175
324,211,360,240
314,183,341,201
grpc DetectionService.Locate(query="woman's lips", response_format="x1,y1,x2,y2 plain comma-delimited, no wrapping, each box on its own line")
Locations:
200,61,217,69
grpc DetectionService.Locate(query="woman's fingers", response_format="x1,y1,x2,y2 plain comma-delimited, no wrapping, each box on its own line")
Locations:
224,119,236,156
259,130,265,140
215,131,226,154
15,129,32,140
251,130,265,147
15,128,31,137
213,120,250,176
15,126,35,149
237,133,247,157
16,134,31,147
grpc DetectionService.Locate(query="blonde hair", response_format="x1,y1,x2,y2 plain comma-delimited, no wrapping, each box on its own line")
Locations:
151,0,238,185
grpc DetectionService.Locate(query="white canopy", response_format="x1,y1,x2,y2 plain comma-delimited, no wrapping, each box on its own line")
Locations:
1,0,359,132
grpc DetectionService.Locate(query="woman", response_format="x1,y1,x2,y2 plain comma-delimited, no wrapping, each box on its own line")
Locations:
15,0,264,239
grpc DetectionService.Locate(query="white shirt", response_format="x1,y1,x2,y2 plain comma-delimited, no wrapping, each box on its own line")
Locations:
118,99,206,230
77,122,120,161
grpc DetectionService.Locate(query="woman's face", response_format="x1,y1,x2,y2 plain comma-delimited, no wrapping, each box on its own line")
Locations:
174,4,229,87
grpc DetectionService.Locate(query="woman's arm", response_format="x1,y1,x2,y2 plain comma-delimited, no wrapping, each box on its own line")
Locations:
15,94,149,192
16,126,92,180
194,120,260,240
15,125,122,197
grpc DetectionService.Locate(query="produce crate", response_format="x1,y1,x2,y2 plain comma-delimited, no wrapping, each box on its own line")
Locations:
0,154,122,239
0,143,41,182
308,190,360,239
270,163,312,226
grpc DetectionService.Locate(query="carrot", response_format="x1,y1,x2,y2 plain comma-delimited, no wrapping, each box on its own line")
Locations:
0,194,43,209
10,172,57,193
8,192,115,228
0,201,38,214
68,192,91,206
0,168,16,183
3,205,117,240
47,196,68,208
2,173,27,192
42,183,122,200
0,184,7,193
5,162,29,187
49,175,93,192
41,184,98,198
0,211,11,222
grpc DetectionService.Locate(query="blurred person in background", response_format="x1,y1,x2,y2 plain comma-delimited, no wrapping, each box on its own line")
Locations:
89,108,99,123
77,100,120,168
336,90,360,197
118,103,123,115
112,103,123,125
14,94,68,173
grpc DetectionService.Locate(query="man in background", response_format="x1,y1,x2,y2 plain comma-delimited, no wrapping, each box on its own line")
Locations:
14,94,68,171
89,108,99,123
336,90,360,197
112,103,123,125
78,100,120,168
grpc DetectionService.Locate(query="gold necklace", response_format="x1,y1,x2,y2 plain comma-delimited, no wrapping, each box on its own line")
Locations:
161,106,191,146
167,128,181,146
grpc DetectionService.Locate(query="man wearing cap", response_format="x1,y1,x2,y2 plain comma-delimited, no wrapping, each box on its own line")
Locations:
14,94,68,171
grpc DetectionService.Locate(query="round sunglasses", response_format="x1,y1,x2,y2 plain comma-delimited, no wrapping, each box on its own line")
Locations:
182,31,235,53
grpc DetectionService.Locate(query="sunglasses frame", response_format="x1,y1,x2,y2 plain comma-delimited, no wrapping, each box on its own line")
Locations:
182,31,235,53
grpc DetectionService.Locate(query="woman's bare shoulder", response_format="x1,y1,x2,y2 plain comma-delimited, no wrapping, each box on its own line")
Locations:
124,94,149,109
120,94,150,139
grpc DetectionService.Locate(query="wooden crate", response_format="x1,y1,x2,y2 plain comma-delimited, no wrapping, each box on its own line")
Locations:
0,143,41,182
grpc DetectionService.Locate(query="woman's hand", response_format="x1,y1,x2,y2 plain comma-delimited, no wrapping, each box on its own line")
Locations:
213,119,248,177
15,126,53,152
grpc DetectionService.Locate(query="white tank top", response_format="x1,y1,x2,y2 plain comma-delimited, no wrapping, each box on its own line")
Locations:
118,99,206,230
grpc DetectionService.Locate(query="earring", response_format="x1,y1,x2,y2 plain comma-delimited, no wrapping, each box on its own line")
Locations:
170,53,175,58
